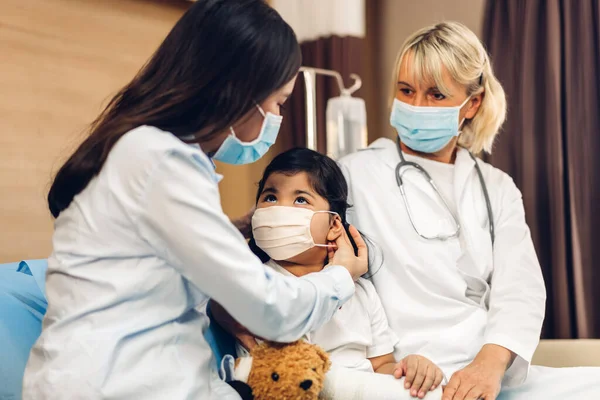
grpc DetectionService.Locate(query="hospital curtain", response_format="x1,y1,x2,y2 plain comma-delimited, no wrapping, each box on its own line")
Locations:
483,0,600,339
270,0,368,153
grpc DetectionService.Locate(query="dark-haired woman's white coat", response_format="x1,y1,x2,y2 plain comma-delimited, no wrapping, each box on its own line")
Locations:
22,126,355,399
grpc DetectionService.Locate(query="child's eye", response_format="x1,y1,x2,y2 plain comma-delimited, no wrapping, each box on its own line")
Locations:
264,194,277,203
295,197,309,205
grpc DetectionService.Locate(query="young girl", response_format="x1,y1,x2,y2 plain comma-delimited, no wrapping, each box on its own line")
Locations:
238,148,444,399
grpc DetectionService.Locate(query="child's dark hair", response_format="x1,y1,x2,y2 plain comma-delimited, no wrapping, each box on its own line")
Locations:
248,147,382,278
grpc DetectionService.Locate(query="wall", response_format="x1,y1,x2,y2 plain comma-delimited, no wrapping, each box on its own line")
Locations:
0,0,486,262
0,0,269,262
368,0,487,141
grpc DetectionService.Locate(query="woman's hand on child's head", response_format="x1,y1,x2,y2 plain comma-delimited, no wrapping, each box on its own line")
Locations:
394,354,444,399
329,223,368,281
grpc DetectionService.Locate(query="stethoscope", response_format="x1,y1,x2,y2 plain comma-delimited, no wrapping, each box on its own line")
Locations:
394,137,495,245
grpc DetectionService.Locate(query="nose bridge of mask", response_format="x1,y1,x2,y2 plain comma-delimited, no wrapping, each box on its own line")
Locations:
252,207,312,236
252,207,336,233
393,95,471,115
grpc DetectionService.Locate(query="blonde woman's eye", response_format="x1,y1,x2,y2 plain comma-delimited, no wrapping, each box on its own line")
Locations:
399,88,412,96
431,91,446,101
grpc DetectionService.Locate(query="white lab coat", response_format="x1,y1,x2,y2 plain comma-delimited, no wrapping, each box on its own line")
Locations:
340,138,600,398
340,138,545,386
22,126,355,400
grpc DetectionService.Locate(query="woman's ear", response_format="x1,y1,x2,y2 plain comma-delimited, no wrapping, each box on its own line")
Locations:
465,92,484,119
326,216,344,242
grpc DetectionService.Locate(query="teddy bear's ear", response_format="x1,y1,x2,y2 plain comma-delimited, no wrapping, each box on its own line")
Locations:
314,345,331,372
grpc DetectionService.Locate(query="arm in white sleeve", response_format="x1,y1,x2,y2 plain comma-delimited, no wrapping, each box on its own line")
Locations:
137,149,355,342
484,176,546,386
361,279,398,359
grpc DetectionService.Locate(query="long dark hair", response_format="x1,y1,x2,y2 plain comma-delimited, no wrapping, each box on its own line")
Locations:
249,148,383,278
48,0,301,218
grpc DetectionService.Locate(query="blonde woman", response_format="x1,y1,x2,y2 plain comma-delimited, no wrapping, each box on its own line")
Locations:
340,22,600,400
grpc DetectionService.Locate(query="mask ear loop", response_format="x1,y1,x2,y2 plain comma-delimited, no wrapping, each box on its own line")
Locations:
312,211,340,249
255,103,266,117
227,104,266,140
458,95,474,134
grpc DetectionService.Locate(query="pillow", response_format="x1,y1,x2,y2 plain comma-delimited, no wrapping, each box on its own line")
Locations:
205,301,237,369
0,260,238,396
17,259,49,298
0,260,48,400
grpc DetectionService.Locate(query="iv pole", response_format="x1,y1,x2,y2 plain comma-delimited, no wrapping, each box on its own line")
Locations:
299,67,362,151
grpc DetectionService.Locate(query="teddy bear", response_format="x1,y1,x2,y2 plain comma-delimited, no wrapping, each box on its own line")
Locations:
229,340,331,400
224,340,443,400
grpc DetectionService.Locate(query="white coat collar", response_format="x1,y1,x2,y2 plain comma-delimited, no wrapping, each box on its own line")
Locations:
189,142,224,183
365,137,478,190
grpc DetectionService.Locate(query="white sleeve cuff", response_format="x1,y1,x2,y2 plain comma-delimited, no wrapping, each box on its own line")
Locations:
366,344,395,359
305,265,355,305
484,333,534,387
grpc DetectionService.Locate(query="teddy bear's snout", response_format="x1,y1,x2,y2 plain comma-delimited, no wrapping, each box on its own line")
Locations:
299,379,313,391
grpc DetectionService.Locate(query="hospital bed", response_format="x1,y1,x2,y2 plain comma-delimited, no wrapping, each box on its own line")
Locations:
1,259,599,399
532,339,600,368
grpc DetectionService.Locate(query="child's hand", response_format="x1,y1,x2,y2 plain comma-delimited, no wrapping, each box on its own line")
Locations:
393,354,444,399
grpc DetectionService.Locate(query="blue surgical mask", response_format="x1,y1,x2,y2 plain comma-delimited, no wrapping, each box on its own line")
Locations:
389,97,471,153
213,105,283,165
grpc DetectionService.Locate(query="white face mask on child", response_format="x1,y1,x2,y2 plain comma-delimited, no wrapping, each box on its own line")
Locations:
251,206,338,261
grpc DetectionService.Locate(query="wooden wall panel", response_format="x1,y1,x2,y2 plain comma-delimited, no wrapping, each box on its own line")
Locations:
0,0,273,262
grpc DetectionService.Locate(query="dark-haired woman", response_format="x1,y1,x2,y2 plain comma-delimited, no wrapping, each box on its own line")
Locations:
22,1,366,398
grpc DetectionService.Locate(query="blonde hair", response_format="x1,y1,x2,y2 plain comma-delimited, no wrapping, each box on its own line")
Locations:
391,22,506,153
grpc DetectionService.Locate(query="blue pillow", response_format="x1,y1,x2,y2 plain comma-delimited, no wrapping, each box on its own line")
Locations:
17,259,49,298
0,261,20,271
0,260,238,397
0,260,48,400
205,302,237,369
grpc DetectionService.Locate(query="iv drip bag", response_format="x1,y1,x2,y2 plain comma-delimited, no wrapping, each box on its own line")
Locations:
326,95,368,160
